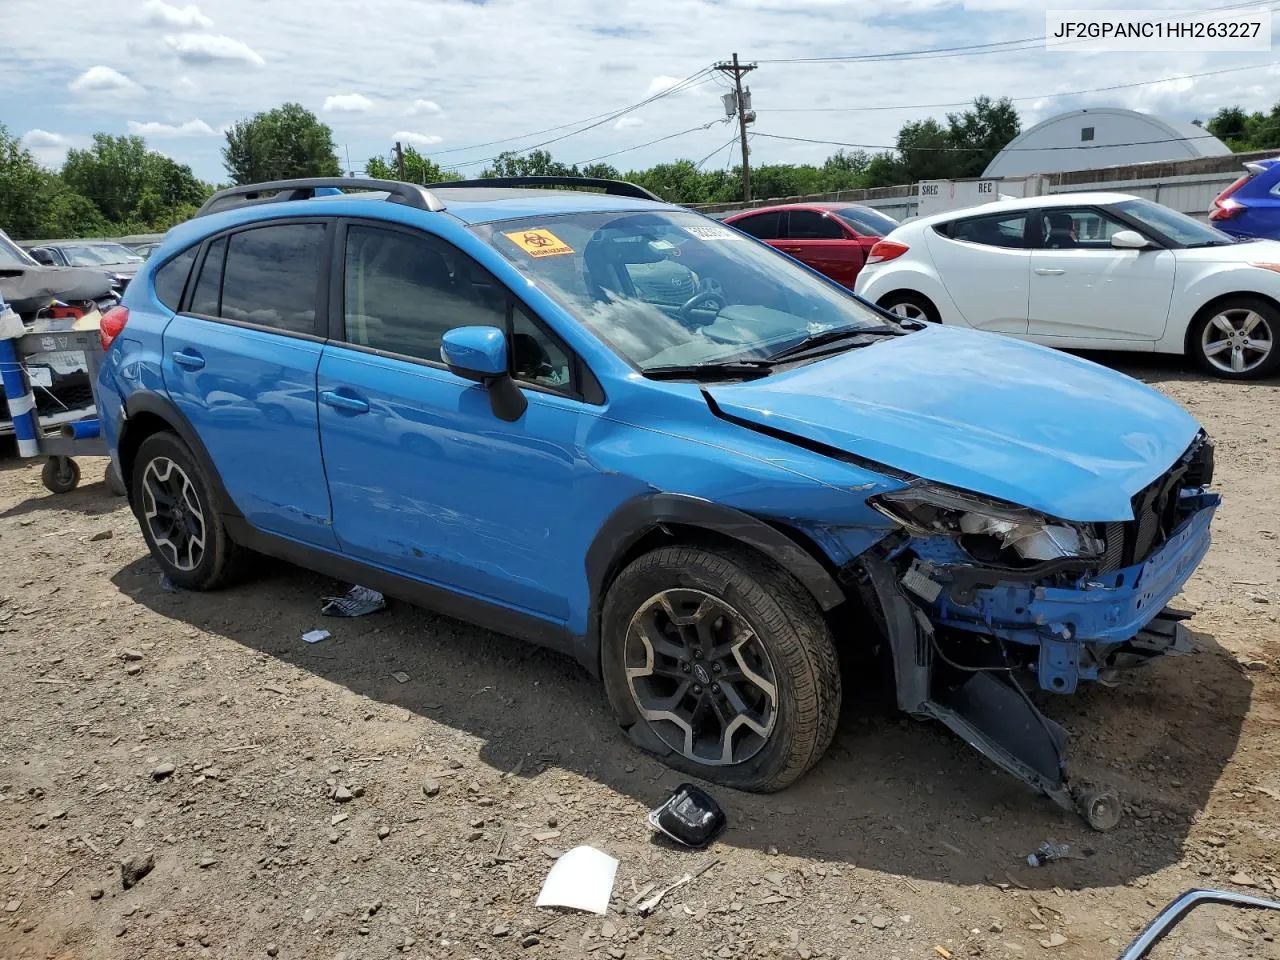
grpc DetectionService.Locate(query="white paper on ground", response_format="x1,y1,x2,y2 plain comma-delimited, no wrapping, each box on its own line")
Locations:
534,845,618,915
302,629,331,644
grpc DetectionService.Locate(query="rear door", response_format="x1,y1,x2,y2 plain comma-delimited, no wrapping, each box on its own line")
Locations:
927,210,1034,334
162,220,337,547
778,209,864,288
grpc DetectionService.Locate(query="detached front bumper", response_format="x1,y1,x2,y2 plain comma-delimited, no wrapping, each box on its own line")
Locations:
861,492,1219,828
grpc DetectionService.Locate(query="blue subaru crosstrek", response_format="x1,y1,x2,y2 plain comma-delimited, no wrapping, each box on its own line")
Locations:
97,176,1219,827
1210,156,1280,239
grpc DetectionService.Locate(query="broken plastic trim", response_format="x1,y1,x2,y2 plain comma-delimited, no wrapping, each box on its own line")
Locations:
1120,889,1280,960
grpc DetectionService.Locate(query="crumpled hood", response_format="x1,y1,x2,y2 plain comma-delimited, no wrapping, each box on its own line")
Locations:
706,325,1201,522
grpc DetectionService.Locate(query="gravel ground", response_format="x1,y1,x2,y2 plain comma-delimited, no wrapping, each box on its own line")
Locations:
1,353,1278,960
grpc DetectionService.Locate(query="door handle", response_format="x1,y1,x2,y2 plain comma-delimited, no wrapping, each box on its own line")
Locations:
1034,268,1066,276
320,390,370,414
171,350,205,370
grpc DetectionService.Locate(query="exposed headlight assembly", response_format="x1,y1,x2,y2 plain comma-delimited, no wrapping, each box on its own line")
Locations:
869,483,1102,562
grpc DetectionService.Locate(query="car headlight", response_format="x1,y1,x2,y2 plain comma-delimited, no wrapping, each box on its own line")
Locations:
869,483,1102,563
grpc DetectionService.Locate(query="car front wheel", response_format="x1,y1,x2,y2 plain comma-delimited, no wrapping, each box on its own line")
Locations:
130,431,246,590
601,545,842,792
1190,296,1280,380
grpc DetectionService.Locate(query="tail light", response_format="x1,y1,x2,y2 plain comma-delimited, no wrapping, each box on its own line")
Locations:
1209,173,1250,221
866,240,909,265
99,306,129,351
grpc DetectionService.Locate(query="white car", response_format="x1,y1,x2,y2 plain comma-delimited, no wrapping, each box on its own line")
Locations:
854,192,1280,380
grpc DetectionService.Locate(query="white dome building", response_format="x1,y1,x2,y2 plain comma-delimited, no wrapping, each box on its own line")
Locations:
983,107,1231,178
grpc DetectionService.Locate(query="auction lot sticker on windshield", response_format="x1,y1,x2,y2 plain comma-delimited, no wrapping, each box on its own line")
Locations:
685,224,738,241
505,228,574,258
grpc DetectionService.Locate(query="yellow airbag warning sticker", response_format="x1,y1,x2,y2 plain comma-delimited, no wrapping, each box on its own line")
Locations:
505,228,574,258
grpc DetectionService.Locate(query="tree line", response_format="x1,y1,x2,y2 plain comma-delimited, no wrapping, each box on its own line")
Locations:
4,96,1276,241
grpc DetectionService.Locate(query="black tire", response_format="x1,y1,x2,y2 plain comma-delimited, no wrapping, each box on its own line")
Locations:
42,457,80,494
601,545,842,792
878,291,940,324
130,431,246,591
1188,296,1280,380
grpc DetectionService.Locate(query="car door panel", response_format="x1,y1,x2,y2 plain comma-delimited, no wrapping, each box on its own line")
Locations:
1026,208,1175,341
317,346,581,621
926,213,1032,334
161,221,337,548
780,209,864,288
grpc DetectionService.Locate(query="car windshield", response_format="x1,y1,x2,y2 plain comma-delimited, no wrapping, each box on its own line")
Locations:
832,206,899,237
1113,198,1236,247
474,210,892,371
60,243,145,266
0,232,35,267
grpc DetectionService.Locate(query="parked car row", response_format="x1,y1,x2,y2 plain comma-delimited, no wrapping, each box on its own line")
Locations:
96,174,1220,827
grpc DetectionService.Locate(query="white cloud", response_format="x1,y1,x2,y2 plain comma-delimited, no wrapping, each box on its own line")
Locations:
142,0,212,29
323,93,375,113
646,75,684,96
68,65,140,93
614,116,644,130
173,75,198,95
164,33,264,66
405,99,444,117
127,118,217,137
393,131,443,148
21,129,72,149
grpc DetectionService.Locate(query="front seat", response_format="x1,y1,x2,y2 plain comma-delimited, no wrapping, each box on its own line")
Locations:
1044,213,1077,249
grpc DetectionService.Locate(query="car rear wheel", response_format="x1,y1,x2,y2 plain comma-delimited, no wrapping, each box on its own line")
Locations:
601,545,842,792
1190,296,1280,380
131,431,246,590
878,292,940,324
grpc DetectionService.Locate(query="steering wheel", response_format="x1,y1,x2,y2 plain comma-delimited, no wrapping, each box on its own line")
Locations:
678,279,726,323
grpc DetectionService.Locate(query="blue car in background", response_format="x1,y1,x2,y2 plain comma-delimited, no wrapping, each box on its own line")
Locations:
95,175,1219,828
1210,156,1280,238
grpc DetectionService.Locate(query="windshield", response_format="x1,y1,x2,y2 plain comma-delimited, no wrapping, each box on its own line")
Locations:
833,206,899,237
60,242,145,266
0,231,35,267
1114,198,1235,247
474,210,891,370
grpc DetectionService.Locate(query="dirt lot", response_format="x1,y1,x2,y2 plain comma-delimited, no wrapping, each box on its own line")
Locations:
1,355,1278,960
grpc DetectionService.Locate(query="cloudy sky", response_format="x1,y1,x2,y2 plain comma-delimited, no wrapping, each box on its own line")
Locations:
3,0,1278,183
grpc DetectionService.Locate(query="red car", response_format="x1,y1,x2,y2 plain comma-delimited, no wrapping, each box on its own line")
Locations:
723,203,899,289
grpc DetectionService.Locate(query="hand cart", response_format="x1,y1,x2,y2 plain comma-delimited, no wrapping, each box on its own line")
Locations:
0,297,124,496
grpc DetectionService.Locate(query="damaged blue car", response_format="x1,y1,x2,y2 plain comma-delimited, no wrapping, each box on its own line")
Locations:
97,176,1218,828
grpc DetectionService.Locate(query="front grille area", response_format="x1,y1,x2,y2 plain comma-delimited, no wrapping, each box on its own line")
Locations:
1097,434,1214,573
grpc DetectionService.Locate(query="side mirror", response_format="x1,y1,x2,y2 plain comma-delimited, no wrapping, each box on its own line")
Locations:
1111,230,1150,250
30,249,54,265
439,325,526,422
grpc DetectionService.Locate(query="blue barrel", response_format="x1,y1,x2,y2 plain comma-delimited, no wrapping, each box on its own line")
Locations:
0,299,39,457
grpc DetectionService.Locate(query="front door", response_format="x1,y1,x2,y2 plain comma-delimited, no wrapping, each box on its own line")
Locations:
317,222,590,621
162,221,337,548
1026,207,1176,342
777,209,865,288
929,210,1033,334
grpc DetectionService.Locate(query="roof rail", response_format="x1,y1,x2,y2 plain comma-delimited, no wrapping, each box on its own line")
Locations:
427,176,663,202
195,177,446,218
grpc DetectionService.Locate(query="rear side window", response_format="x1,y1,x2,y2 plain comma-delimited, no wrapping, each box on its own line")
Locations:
189,237,225,317
787,210,845,240
731,212,782,239
153,246,197,311
939,213,1033,249
220,224,325,335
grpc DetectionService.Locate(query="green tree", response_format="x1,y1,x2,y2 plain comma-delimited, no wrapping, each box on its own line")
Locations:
0,125,108,240
62,133,208,228
1204,104,1280,150
366,146,457,184
895,118,958,182
945,96,1021,178
480,149,578,178
223,103,341,184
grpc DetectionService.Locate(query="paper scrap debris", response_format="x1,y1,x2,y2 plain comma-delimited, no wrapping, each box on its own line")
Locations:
535,845,618,915
302,630,331,645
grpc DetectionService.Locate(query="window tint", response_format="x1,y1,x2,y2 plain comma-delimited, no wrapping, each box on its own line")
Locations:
944,214,1032,249
220,224,325,335
832,206,898,237
343,225,507,362
1039,208,1129,249
153,246,198,311
511,306,571,390
731,212,782,240
787,210,845,240
189,237,225,317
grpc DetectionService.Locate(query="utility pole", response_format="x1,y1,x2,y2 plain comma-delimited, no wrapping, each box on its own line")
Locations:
715,53,756,202
394,141,406,180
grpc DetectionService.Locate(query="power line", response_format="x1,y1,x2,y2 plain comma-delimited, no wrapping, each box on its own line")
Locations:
757,61,1280,114
752,129,1261,154
695,135,740,170
572,119,729,166
755,0,1276,64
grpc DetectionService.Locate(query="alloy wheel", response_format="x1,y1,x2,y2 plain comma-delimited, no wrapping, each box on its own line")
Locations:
624,588,778,766
1200,308,1274,374
887,302,927,321
141,457,207,572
